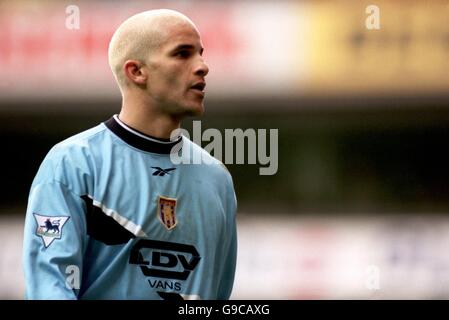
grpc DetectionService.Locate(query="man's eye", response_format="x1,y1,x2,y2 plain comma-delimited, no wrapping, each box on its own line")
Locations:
175,51,190,58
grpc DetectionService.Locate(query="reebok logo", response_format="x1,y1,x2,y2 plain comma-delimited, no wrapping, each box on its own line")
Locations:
151,167,176,176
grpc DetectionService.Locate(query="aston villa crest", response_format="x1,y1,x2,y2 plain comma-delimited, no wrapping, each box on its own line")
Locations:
33,213,70,248
157,196,177,230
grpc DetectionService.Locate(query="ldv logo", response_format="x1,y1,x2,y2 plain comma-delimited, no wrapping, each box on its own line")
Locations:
129,239,201,280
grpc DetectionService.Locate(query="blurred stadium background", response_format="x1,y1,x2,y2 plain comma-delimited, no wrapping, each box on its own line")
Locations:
1,0,449,299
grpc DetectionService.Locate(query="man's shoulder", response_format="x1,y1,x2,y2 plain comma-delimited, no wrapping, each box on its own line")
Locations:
42,123,108,167
182,136,233,178
34,123,109,185
54,123,107,151
44,123,112,160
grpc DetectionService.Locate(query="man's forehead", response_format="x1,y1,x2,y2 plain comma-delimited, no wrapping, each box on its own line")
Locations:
164,21,200,39
161,25,202,50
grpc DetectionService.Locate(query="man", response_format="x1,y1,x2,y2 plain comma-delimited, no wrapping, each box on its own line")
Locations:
23,9,237,300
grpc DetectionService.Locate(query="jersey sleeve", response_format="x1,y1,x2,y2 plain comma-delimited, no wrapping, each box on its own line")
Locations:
23,155,87,299
217,174,238,299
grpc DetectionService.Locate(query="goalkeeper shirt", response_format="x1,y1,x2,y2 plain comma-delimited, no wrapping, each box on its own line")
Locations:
23,115,237,300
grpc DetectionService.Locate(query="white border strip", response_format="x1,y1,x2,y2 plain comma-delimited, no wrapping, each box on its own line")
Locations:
87,194,147,237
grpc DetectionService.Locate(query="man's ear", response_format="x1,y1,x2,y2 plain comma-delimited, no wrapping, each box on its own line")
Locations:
123,60,147,85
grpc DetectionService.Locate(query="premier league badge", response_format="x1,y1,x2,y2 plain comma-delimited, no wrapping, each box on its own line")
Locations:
33,213,70,248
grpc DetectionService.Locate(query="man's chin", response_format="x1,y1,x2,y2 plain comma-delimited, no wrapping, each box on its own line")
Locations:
166,102,204,118
183,104,205,117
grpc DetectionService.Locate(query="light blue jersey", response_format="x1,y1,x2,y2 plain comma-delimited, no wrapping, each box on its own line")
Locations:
23,115,237,300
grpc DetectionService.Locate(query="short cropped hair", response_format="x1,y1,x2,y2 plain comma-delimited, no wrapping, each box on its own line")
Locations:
108,9,193,93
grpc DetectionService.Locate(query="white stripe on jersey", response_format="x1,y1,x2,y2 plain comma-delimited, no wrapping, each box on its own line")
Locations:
86,194,147,237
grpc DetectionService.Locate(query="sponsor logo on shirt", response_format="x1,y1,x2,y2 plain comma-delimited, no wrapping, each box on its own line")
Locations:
129,239,201,297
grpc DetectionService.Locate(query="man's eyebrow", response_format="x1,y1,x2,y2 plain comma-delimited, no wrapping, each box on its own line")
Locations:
171,44,204,54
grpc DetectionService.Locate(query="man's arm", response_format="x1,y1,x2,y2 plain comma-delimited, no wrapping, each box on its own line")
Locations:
217,216,237,299
217,174,238,299
23,179,87,299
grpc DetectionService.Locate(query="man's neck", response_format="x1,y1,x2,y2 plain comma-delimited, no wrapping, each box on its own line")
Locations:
119,95,181,140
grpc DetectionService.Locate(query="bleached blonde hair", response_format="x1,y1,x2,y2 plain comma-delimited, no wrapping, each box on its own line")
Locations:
108,9,195,93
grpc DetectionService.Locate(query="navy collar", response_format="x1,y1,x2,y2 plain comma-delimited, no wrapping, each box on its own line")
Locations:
104,115,182,154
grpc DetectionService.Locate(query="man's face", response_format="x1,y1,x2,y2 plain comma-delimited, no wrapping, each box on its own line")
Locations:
144,21,209,117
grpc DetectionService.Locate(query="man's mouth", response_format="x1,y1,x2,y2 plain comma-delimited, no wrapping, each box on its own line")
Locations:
190,82,206,93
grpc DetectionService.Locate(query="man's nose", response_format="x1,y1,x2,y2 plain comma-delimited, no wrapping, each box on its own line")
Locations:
195,59,209,77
